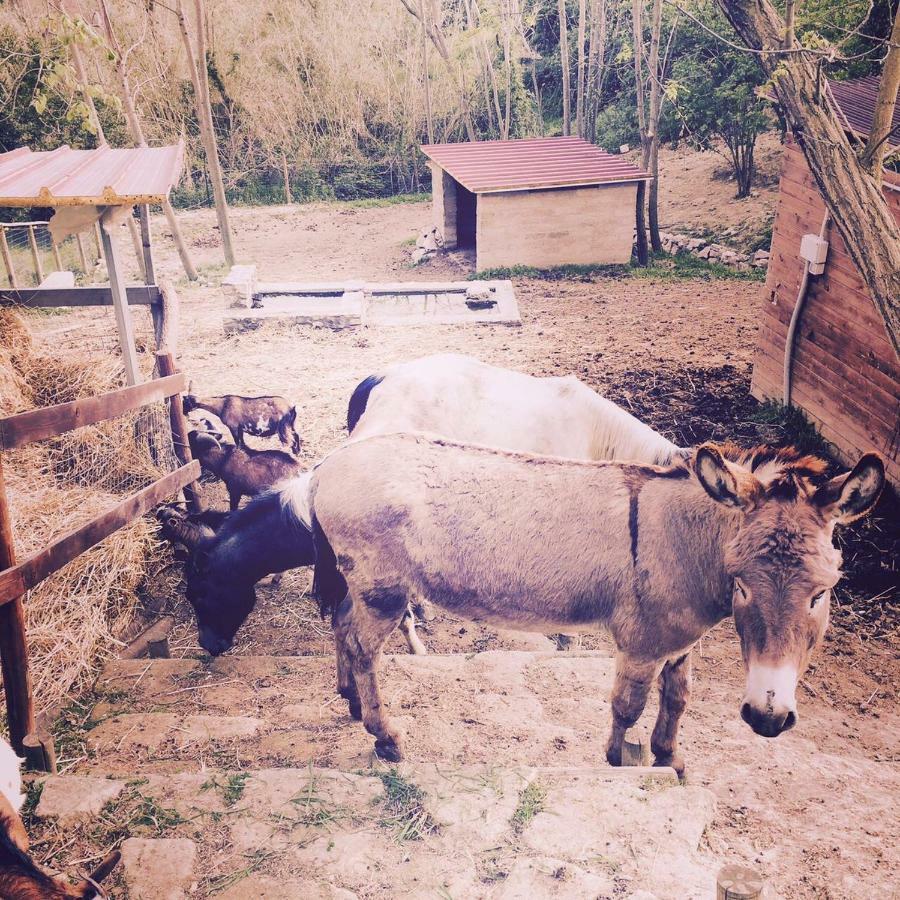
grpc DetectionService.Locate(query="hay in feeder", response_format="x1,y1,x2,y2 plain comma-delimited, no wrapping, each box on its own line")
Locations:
0,311,173,713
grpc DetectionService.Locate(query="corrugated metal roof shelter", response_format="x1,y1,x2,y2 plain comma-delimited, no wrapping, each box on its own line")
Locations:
828,76,900,152
422,136,650,269
0,142,185,385
0,143,184,207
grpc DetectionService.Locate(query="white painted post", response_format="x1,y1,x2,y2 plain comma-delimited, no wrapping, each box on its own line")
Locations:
99,209,141,385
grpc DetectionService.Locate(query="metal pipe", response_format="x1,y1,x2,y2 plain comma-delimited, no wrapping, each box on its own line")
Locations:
783,211,830,406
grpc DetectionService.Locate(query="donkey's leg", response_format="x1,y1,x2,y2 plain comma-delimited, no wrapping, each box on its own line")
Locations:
332,594,361,720
343,592,408,761
606,654,658,768
650,651,692,778
400,605,427,655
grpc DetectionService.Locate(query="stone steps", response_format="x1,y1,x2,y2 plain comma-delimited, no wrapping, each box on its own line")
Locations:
35,763,719,899
79,651,621,775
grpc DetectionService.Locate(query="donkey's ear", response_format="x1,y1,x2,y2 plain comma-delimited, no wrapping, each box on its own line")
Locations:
814,453,885,524
694,444,760,509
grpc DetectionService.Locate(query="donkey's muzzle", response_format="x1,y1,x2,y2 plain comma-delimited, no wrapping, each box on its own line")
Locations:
740,702,797,738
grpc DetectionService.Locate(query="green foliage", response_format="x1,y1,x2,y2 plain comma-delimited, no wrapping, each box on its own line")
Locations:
376,768,438,842
667,3,772,197
473,251,765,283
511,781,546,833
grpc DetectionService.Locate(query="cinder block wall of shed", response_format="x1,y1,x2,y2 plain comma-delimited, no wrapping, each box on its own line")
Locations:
750,138,900,484
475,183,638,269
430,163,458,248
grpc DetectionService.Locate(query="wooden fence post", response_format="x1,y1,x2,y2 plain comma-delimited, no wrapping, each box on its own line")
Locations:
27,225,44,284
75,233,89,273
51,242,63,272
717,864,764,899
0,455,35,753
0,228,17,289
98,212,141,386
157,351,203,514
22,732,57,774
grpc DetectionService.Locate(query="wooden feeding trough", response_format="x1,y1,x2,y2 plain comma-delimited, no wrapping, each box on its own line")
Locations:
422,136,651,270
0,142,186,384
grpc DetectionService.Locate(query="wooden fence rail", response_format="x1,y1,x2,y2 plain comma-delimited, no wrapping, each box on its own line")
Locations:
0,351,200,755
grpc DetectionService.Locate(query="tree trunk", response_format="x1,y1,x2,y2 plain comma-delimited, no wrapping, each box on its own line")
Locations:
176,0,236,266
632,0,649,264
576,0,586,136
281,152,292,204
716,0,900,358
859,10,900,179
646,0,663,252
419,0,435,143
558,0,571,136
531,60,544,134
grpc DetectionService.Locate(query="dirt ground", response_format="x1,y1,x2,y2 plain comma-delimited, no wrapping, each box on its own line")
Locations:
24,149,899,899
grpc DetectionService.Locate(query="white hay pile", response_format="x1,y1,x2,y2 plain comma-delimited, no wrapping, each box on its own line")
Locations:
0,309,166,713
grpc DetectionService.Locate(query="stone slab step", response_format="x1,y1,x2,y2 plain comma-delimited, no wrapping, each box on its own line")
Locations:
34,765,719,899
83,651,618,775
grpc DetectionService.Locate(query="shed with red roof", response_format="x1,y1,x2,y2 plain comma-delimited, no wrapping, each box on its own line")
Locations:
421,136,651,270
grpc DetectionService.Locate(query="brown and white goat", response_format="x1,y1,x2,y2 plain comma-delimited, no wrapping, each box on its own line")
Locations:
188,429,301,510
0,737,120,899
183,391,301,455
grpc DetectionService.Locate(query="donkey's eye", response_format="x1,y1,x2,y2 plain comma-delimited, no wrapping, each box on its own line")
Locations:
734,579,748,600
810,590,828,610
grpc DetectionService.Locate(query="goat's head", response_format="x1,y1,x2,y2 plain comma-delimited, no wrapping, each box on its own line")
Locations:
182,393,198,415
185,551,256,656
188,430,223,462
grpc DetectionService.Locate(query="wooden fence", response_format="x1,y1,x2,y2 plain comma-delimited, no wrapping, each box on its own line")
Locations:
0,351,200,756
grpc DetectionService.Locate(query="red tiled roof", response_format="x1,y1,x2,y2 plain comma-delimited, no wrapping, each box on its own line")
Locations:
828,76,899,151
0,143,184,207
422,136,651,193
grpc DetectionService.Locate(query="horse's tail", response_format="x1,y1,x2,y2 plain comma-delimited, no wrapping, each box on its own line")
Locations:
311,513,347,620
347,373,385,433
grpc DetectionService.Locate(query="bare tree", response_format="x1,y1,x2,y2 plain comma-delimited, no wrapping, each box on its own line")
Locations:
558,0,571,135
859,10,900,179
716,0,900,357
645,0,663,252
576,0,586,136
632,0,649,264
419,0,435,143
399,0,478,140
175,0,236,266
96,0,198,280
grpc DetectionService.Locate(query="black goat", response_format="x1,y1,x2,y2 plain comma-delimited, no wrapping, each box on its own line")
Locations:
188,430,301,510
183,392,301,455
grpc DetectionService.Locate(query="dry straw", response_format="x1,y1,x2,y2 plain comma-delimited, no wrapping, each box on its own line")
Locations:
0,308,171,713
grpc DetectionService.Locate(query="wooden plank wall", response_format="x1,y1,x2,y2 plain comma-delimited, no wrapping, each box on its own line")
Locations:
751,140,900,483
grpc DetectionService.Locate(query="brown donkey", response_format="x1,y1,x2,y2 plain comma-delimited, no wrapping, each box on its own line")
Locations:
309,434,884,775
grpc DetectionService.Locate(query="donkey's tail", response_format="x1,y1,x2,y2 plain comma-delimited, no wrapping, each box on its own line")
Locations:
311,514,347,620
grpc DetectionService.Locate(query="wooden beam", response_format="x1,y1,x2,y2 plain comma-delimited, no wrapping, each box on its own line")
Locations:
0,228,17,289
51,242,63,272
0,286,161,308
99,214,140,385
0,461,201,608
157,351,203,513
0,455,35,752
0,373,186,450
139,205,155,285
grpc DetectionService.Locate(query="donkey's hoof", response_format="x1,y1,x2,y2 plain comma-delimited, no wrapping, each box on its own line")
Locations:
605,747,622,768
653,753,686,781
374,738,403,762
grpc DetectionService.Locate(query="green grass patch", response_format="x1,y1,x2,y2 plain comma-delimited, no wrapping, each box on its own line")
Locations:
340,192,430,209
472,251,765,284
510,781,546,833
377,768,438,841
749,400,833,458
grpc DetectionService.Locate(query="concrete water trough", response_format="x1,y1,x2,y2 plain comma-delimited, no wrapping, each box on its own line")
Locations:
221,266,520,333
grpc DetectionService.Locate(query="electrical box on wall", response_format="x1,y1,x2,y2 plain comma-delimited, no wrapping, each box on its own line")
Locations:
799,233,829,275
